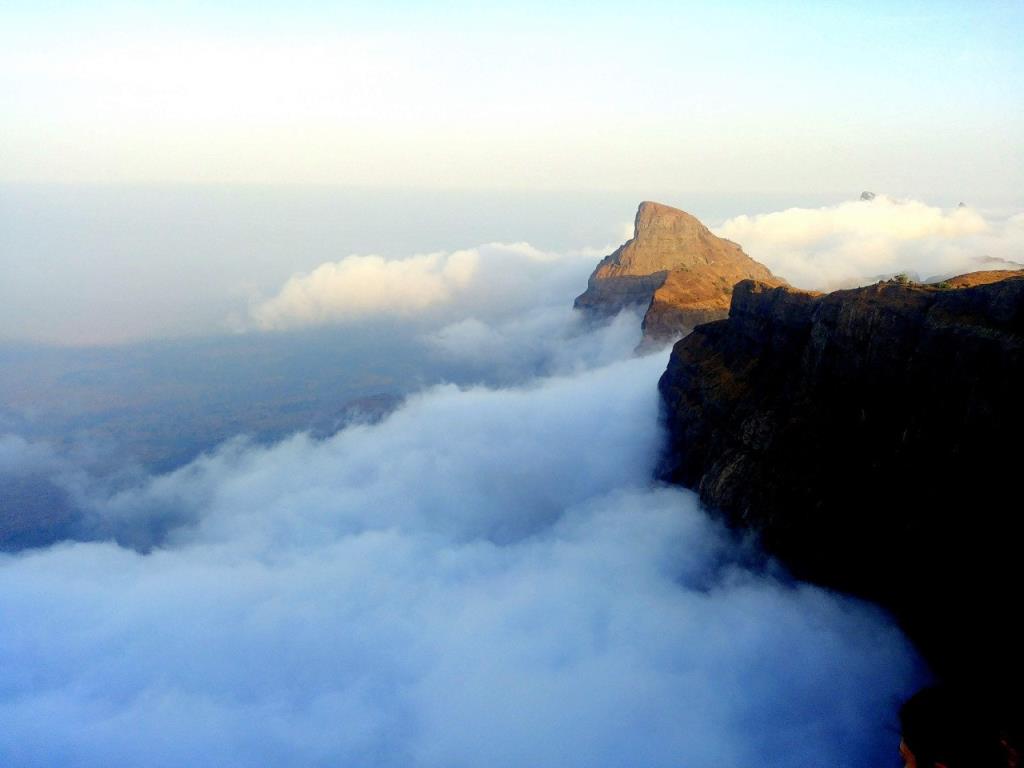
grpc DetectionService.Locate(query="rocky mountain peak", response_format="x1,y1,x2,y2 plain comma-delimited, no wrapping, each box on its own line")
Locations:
599,201,738,278
632,200,711,245
574,201,785,346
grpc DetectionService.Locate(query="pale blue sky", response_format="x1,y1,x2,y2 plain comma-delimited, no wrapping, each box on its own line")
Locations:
2,1,1022,200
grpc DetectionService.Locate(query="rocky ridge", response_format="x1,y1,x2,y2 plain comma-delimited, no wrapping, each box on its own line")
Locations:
574,201,785,346
657,271,1024,694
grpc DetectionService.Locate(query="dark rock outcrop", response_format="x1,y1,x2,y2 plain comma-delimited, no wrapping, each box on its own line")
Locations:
574,201,785,346
658,271,1024,693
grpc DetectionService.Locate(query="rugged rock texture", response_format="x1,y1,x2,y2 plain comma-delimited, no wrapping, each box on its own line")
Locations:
574,201,785,345
640,269,768,348
658,271,1024,693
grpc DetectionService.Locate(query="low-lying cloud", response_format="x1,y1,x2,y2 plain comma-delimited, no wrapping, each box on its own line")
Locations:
250,249,480,330
0,349,921,767
424,305,645,381
1,200,950,766
717,195,1024,290
249,242,599,332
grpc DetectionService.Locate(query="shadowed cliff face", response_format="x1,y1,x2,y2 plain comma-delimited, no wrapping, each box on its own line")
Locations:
658,271,1024,694
574,202,785,346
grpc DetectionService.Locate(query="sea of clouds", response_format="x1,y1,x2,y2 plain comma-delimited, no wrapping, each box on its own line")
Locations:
4,195,986,766
1,334,922,767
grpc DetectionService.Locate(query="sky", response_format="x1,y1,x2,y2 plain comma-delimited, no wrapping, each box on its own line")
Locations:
1,1,1022,201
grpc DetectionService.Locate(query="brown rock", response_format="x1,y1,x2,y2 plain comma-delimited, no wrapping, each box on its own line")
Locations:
574,201,785,346
942,269,1024,288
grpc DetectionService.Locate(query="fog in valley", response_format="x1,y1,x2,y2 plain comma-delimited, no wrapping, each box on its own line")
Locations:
1,287,921,767
10,188,1016,765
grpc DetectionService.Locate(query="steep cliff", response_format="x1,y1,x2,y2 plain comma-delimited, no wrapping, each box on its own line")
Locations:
658,271,1024,692
574,202,785,345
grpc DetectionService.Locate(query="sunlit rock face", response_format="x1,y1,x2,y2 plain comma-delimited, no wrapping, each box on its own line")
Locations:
574,201,785,346
658,270,1024,697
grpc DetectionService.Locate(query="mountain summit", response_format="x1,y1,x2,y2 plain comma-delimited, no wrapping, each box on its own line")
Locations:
574,201,785,345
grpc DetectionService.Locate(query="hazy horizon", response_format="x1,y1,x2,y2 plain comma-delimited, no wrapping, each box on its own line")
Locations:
2,184,1021,346
4,0,1022,342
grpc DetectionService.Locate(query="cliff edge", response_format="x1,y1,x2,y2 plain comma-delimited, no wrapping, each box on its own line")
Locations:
658,271,1024,692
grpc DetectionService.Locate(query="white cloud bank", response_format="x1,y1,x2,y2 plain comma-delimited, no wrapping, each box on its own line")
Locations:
248,197,1024,336
248,242,598,332
249,249,480,330
0,352,922,767
717,196,1024,290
